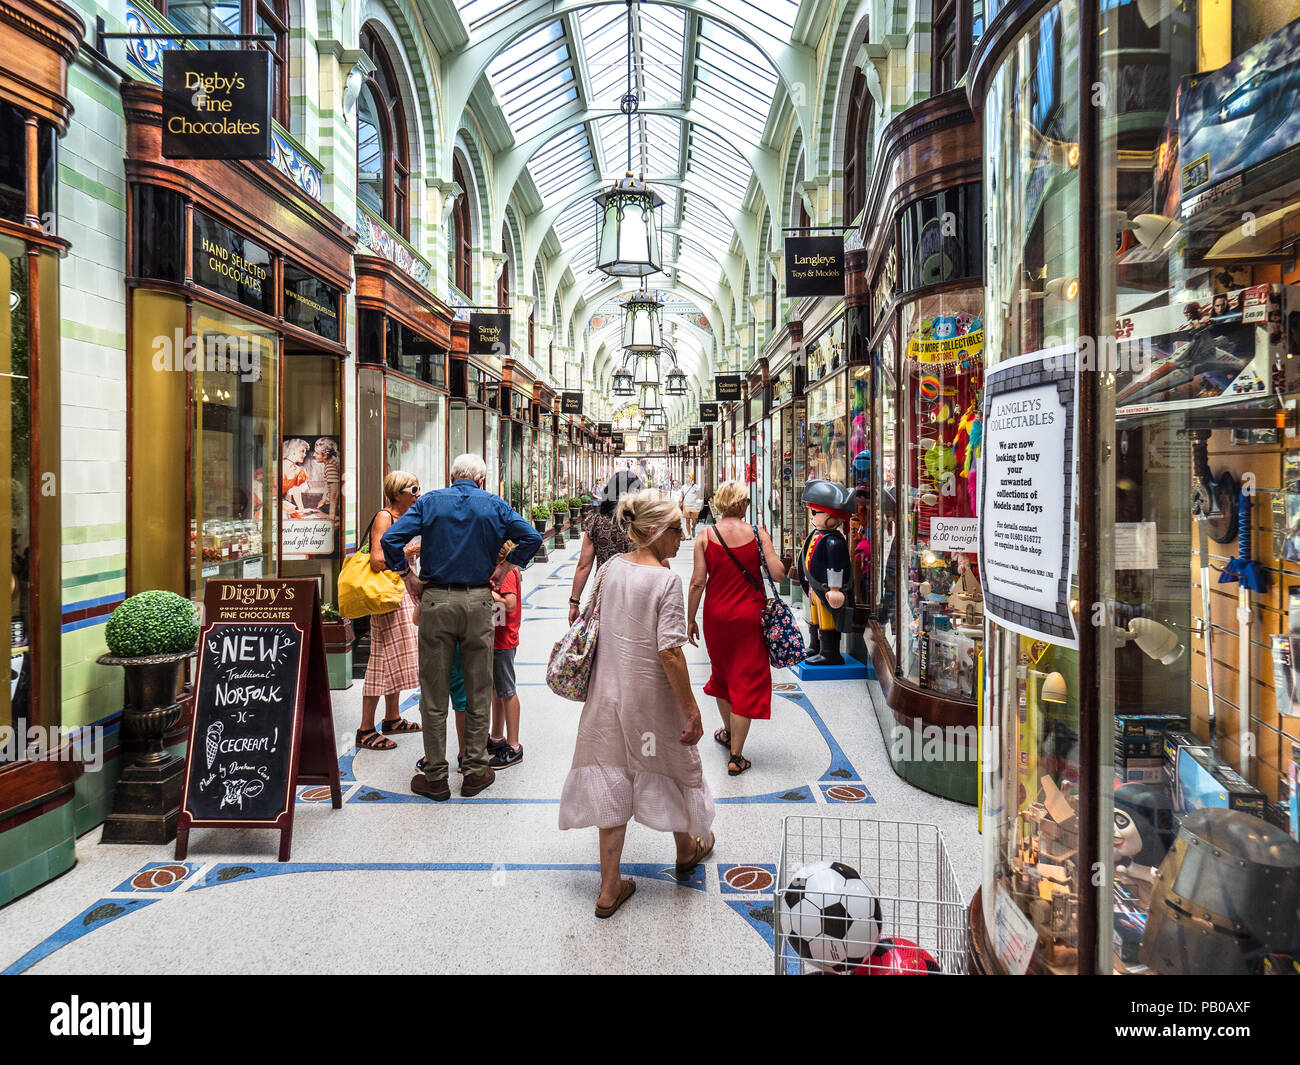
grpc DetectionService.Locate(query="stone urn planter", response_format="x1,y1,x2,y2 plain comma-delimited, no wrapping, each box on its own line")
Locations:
552,508,568,548
530,505,551,562
96,590,200,845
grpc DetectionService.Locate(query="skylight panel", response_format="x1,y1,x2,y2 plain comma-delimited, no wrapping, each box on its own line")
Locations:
490,21,563,75
530,128,596,198
458,0,527,31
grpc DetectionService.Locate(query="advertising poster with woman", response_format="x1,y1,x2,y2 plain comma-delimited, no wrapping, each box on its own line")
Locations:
281,435,342,559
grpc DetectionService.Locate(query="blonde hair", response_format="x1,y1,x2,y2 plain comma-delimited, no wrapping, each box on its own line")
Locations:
713,480,750,518
614,489,682,549
383,470,417,505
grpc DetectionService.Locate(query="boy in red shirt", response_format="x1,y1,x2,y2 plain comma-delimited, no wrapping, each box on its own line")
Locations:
489,541,524,769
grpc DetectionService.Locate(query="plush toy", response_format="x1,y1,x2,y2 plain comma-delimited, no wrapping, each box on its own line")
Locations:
932,315,960,340
795,479,856,666
849,413,867,459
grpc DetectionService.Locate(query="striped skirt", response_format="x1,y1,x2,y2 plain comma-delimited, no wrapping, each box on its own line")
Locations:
362,588,419,697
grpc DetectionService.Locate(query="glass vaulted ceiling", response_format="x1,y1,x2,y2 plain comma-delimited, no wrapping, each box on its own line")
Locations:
473,0,798,312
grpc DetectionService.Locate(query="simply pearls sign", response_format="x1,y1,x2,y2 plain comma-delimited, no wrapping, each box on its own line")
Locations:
979,346,1078,647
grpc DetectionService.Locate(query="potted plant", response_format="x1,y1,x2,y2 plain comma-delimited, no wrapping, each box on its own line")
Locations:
579,493,593,520
320,603,355,691
552,497,569,547
529,502,551,562
97,590,200,844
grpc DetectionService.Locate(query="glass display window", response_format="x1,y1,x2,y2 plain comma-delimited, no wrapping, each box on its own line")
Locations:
191,307,279,598
873,330,898,653
850,364,872,608
805,371,847,487
898,293,985,697
281,354,343,595
979,0,1083,974
1,236,30,743
385,375,446,494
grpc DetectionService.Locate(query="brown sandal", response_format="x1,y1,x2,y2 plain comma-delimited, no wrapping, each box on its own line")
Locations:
356,728,397,751
675,832,716,876
594,877,636,918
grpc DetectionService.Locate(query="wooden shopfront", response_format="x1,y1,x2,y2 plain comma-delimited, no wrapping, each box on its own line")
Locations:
859,88,984,804
123,81,355,607
449,326,503,499
501,359,533,513
0,0,85,905
355,252,453,526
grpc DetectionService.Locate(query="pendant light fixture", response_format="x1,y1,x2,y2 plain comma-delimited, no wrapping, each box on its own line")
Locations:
612,363,634,395
622,289,663,352
593,0,664,278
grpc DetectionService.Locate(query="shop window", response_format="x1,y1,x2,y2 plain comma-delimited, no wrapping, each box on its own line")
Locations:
386,375,446,493
897,294,984,698
191,307,279,598
898,184,983,290
357,23,410,238
280,355,343,592
452,156,472,295
872,332,897,648
842,69,873,224
132,184,186,282
159,0,290,125
805,362,847,487
1,236,31,747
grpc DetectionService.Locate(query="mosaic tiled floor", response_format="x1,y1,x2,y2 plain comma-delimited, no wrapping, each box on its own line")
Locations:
0,539,979,975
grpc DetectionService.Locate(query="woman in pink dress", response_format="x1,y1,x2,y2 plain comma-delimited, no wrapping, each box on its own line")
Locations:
559,489,713,918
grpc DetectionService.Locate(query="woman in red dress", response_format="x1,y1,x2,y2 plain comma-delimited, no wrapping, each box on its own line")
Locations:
687,480,790,775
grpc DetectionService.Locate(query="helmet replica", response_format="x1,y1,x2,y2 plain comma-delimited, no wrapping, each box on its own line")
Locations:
801,479,854,521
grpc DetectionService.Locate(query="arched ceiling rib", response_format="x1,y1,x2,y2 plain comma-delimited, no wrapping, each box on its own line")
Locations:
453,0,806,411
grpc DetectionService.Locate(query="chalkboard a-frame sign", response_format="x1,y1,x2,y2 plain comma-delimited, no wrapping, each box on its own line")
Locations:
176,578,341,861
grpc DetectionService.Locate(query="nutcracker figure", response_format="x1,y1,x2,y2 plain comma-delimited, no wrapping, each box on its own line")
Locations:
796,479,856,665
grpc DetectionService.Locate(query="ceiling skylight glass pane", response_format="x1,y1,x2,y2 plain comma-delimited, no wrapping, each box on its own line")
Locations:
458,0,526,31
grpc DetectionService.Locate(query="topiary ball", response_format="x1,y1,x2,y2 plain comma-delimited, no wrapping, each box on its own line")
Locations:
105,590,200,657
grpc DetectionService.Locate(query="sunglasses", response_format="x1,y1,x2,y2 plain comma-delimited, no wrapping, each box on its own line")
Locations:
405,485,421,497
664,525,684,537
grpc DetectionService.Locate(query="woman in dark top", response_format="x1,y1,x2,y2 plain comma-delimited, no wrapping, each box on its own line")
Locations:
568,471,642,624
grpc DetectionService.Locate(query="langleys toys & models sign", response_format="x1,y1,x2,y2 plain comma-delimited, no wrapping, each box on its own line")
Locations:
162,50,273,160
785,235,845,298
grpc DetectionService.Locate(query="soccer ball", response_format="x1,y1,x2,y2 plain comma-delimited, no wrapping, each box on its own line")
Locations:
778,860,883,973
854,937,942,975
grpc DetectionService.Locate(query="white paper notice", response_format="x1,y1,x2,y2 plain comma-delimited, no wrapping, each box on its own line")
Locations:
983,385,1068,613
929,516,980,553
1114,521,1158,570
992,882,1037,975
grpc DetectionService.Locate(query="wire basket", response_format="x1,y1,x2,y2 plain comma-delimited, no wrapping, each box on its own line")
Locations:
775,815,969,975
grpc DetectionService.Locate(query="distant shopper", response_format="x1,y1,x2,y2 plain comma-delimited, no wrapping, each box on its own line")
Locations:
382,453,541,801
686,479,789,775
490,541,524,769
681,476,702,537
559,489,713,919
358,471,425,751
567,471,641,625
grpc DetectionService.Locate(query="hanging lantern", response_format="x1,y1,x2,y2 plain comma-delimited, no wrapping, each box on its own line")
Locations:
594,176,665,278
621,292,662,352
632,351,661,386
636,383,661,412
612,365,634,396
665,365,687,396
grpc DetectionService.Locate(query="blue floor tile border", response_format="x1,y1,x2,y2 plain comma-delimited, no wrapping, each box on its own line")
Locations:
3,898,159,975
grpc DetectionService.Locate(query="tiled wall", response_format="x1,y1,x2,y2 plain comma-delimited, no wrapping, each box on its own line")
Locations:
58,43,131,734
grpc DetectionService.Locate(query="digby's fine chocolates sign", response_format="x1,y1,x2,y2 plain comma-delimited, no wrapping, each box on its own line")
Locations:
162,50,273,160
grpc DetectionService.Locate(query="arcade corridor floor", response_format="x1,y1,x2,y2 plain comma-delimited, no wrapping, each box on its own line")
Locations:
0,541,979,975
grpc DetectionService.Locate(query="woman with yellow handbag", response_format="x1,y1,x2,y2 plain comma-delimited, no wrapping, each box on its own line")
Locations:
349,471,424,750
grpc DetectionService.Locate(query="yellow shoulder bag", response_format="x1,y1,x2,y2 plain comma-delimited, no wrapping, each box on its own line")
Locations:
338,511,404,618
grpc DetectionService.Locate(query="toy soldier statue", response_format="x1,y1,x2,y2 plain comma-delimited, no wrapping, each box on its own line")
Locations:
795,479,855,665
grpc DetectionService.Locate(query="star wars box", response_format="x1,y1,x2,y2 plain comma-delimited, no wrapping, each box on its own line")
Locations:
1113,285,1298,417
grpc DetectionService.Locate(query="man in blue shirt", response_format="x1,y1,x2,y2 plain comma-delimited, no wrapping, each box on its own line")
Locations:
382,453,541,800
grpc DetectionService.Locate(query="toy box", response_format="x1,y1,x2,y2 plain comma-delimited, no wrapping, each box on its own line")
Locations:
1114,285,1298,417
1162,729,1204,789
1175,745,1267,818
1114,712,1191,739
